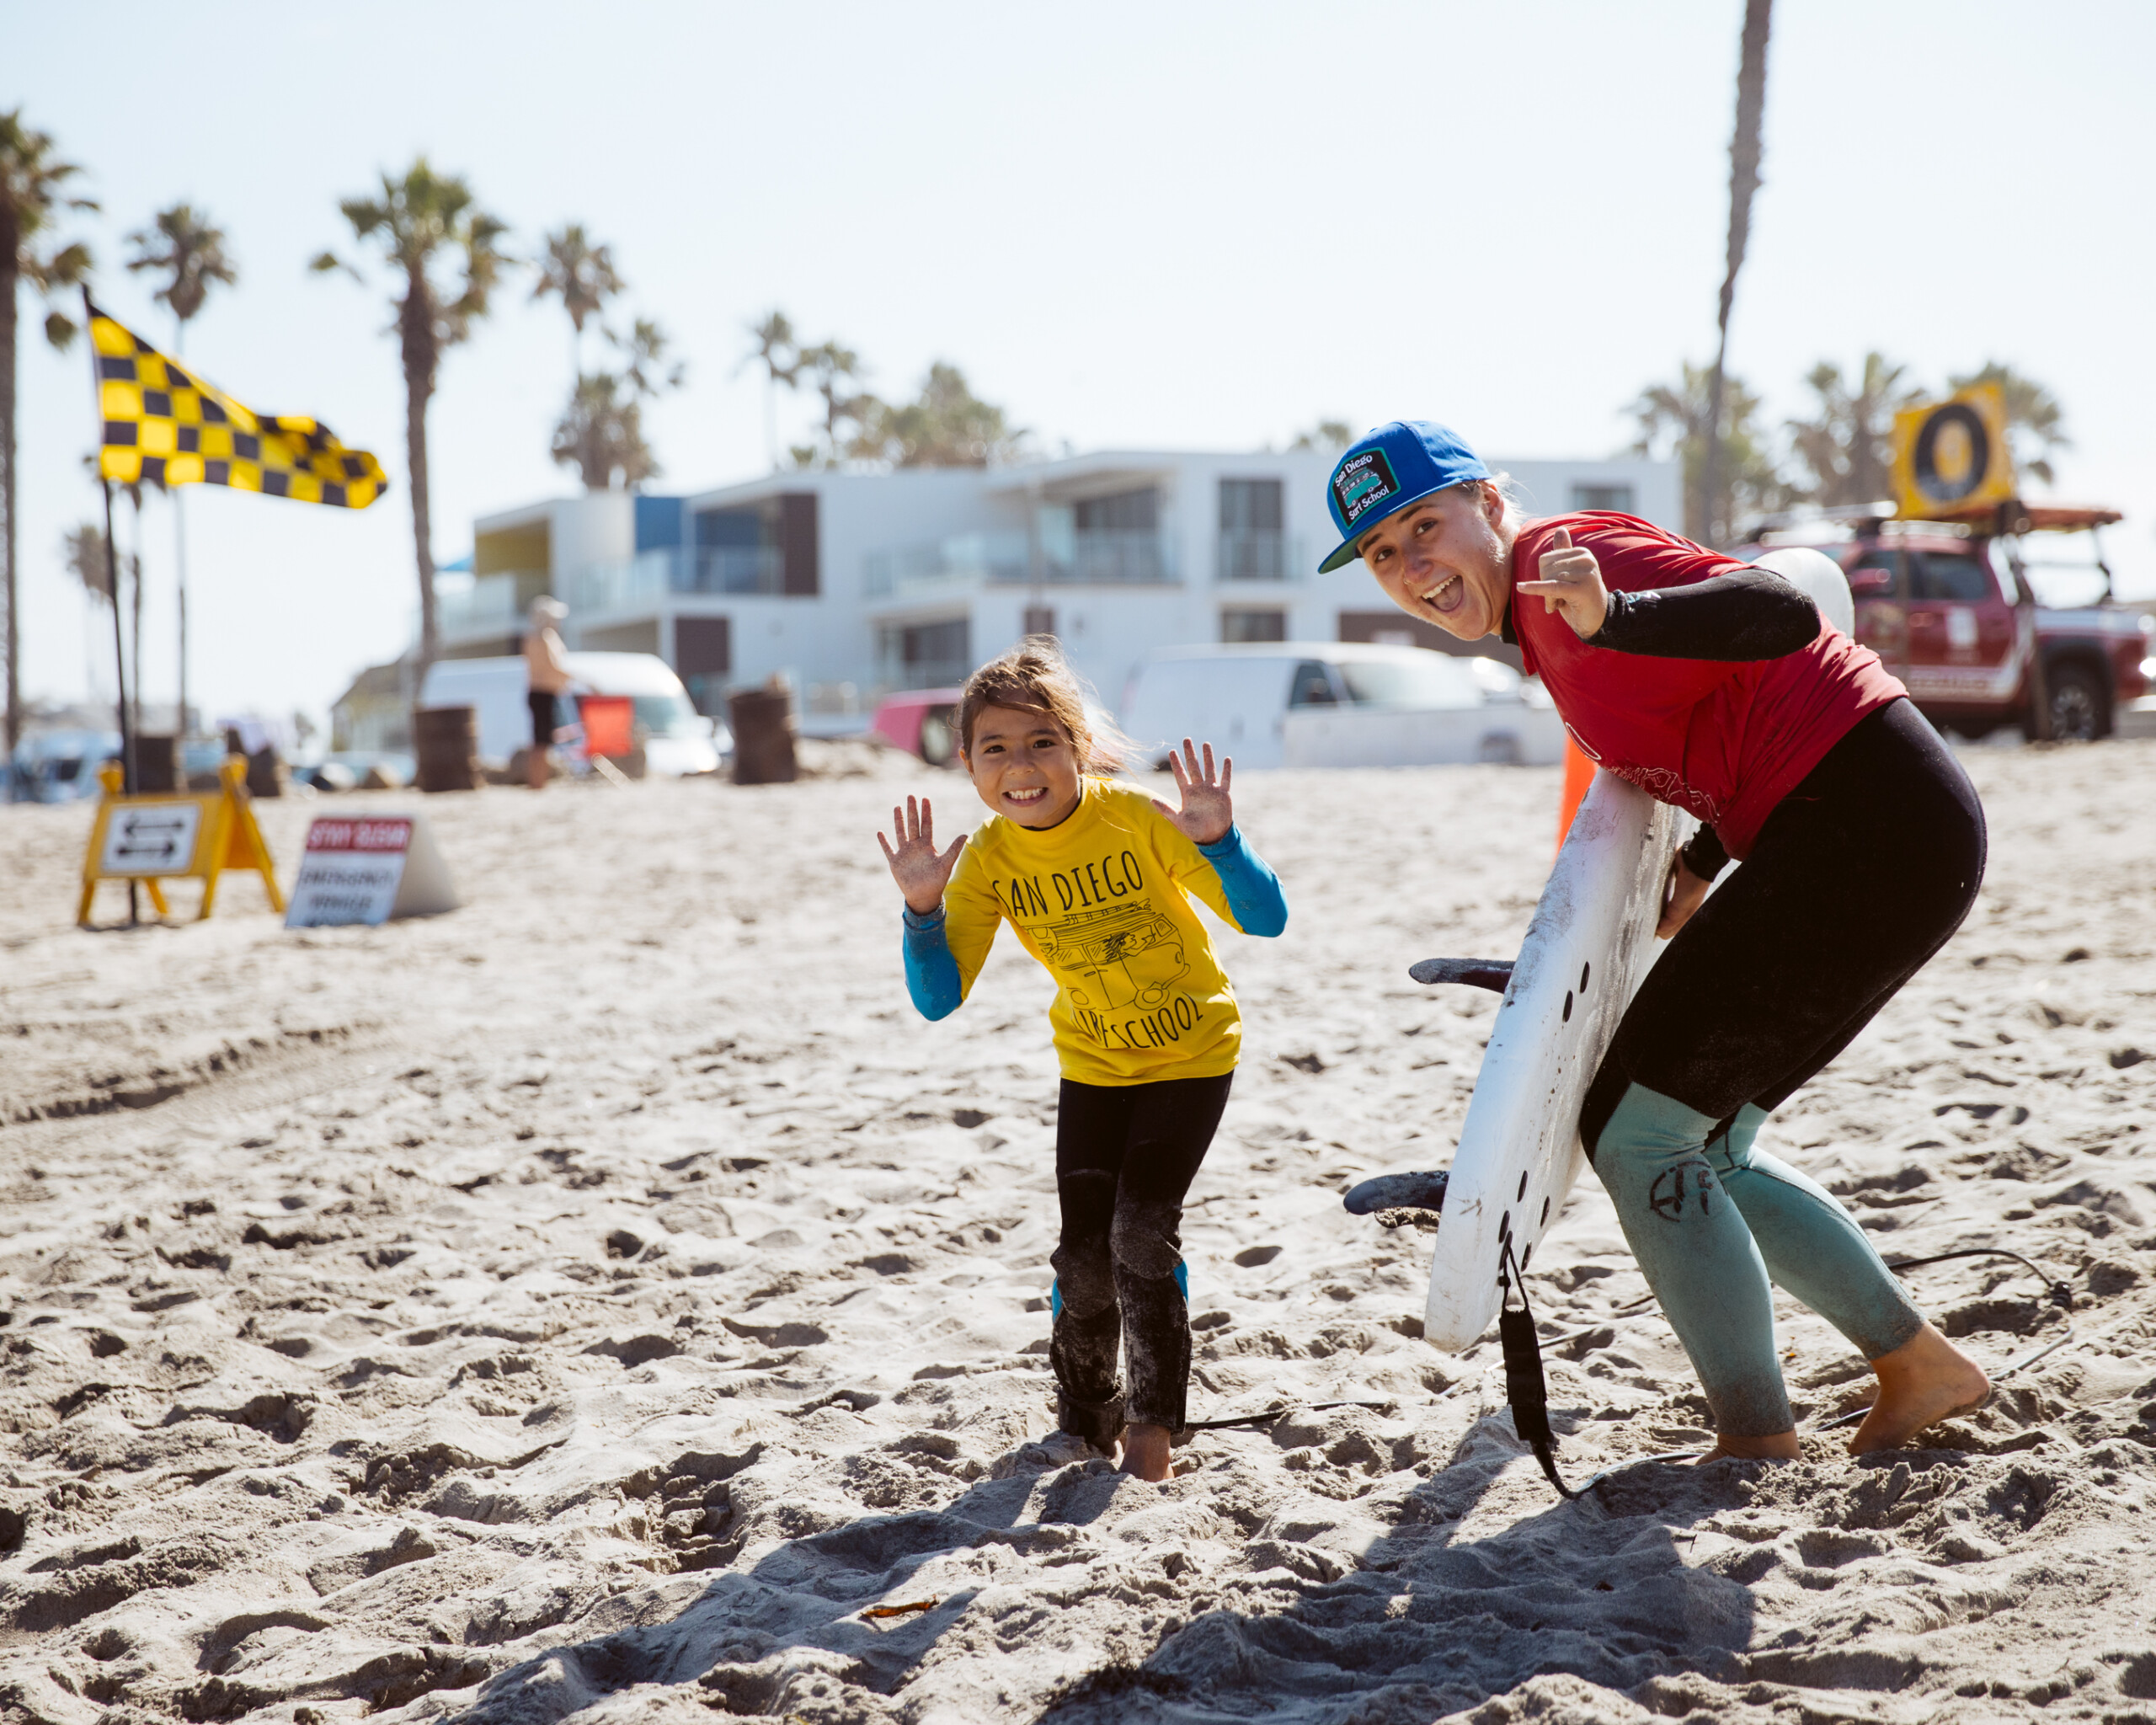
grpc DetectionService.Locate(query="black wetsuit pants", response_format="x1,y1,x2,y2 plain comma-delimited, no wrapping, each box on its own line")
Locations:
1050,1071,1232,1438
1583,697,1987,1146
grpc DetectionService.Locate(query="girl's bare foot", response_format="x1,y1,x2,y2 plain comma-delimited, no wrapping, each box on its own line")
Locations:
1694,1430,1801,1464
1118,1422,1173,1482
1849,1322,1989,1454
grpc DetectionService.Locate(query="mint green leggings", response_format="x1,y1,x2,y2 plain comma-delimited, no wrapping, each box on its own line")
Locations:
1593,1086,1923,1435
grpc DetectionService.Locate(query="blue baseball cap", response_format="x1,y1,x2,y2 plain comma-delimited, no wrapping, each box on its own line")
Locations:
1318,420,1491,573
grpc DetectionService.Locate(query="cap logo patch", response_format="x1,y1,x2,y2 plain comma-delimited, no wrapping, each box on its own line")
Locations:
1333,448,1401,527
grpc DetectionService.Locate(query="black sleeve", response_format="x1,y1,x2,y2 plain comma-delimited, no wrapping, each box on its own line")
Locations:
1681,825,1731,883
1587,569,1821,661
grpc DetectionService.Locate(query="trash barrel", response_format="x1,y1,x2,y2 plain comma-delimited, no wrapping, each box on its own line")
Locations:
414,705,483,793
728,685,798,785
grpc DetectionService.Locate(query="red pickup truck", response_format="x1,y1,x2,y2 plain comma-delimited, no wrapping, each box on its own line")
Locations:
1733,509,2151,741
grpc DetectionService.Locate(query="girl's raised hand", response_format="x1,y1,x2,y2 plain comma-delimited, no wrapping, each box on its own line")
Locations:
878,795,967,915
1151,738,1233,846
1517,526,1610,639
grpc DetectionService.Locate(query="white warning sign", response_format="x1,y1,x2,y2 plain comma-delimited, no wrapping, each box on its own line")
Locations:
285,814,457,928
99,801,203,876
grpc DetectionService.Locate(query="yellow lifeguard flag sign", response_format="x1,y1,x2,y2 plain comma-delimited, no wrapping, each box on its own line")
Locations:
89,300,388,508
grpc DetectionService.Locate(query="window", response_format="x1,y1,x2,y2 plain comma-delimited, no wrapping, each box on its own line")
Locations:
1571,483,1635,512
1221,608,1286,644
1909,551,1993,603
1336,655,1481,708
1219,478,1286,580
878,617,971,690
1074,489,1157,532
1022,604,1056,638
632,692,704,738
1289,660,1338,706
690,493,817,594
1219,478,1283,533
674,616,732,716
1846,547,1905,598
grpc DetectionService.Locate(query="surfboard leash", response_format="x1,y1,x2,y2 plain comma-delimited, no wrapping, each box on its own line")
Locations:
1497,1234,1599,1500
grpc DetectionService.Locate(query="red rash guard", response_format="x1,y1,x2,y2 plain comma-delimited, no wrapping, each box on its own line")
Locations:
1510,512,1904,859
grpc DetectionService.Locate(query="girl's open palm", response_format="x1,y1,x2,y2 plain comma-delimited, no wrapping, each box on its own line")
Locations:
1152,739,1233,845
878,795,966,914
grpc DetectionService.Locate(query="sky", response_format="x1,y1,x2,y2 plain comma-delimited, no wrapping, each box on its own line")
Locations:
9,0,2155,733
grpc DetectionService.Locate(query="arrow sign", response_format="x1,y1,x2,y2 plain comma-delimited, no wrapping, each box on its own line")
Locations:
99,802,203,877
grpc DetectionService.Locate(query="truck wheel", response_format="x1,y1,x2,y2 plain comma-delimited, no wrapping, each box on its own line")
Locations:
2041,661,2109,742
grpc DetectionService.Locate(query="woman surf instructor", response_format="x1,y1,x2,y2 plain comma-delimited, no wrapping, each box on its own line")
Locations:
1323,420,1990,1462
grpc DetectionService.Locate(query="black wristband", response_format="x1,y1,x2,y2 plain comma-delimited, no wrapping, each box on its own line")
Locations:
1682,825,1731,883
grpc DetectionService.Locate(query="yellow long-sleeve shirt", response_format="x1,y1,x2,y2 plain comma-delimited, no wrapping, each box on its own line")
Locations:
943,778,1249,1086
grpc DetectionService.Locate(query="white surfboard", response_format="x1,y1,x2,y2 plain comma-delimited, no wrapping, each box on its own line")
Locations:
1421,771,1687,1350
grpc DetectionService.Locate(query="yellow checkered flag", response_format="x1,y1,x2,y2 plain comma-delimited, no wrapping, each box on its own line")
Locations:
89,300,388,508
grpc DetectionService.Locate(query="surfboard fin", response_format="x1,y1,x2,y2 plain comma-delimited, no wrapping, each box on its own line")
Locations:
1342,1171,1449,1217
1409,958,1515,992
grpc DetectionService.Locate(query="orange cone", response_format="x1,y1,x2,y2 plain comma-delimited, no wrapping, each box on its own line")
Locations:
1555,737,1595,857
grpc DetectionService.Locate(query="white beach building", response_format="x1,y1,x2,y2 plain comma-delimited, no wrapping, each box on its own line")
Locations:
433,448,1675,726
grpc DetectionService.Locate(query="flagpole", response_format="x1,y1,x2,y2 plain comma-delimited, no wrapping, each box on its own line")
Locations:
173,319,190,744
86,289,139,926
100,477,138,927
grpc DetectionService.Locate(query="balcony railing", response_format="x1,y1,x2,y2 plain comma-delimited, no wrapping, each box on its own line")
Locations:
1215,531,1299,583
878,656,975,692
436,571,530,642
865,531,1029,597
1061,530,1171,585
568,546,787,617
865,529,1178,597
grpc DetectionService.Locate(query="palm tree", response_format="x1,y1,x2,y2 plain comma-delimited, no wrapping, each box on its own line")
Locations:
792,339,873,467
551,372,658,491
550,320,681,494
740,310,801,471
312,159,509,686
1,109,96,757
1289,420,1355,452
1630,362,1790,543
531,224,622,381
1785,353,1921,507
1699,0,1773,547
1947,361,2069,487
856,361,1023,468
126,202,237,736
613,315,684,399
63,521,110,604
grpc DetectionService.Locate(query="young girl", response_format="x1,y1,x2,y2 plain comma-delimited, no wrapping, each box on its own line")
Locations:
877,641,1287,1482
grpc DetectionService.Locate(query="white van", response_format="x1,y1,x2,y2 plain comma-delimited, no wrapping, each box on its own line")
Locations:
1119,643,1565,771
419,653,727,777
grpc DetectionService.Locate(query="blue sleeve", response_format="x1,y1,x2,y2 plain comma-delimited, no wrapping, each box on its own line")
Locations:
901,905,964,1021
1196,825,1288,937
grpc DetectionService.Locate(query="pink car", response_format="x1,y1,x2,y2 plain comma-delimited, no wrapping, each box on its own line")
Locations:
870,688,964,766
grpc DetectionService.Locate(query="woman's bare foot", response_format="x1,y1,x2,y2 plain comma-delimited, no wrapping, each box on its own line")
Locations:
1118,1422,1173,1482
1694,1430,1801,1465
1849,1322,1989,1454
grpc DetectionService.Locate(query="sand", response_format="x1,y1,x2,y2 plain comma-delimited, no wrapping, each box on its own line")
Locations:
0,740,2152,1725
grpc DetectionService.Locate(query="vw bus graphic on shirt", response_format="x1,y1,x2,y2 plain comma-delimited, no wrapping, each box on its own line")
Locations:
1037,900,1192,1015
947,780,1246,1081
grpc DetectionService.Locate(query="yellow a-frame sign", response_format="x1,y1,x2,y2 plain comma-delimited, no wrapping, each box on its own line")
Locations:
78,757,286,926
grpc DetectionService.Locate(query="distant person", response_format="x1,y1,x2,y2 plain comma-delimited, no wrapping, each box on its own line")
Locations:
1322,420,1990,1462
524,596,571,790
876,641,1288,1482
